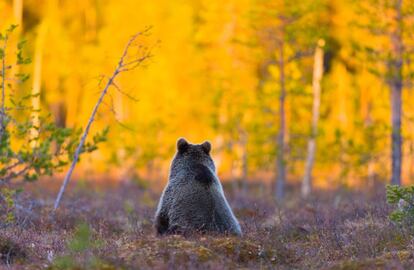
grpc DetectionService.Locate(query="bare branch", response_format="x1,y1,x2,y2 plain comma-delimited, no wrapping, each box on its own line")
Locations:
102,93,119,119
3,159,24,172
102,94,136,132
2,166,30,182
118,53,153,73
112,80,139,102
122,54,152,68
287,50,313,62
53,29,153,211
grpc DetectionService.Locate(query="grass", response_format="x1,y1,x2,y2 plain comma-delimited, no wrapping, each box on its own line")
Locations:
0,180,413,269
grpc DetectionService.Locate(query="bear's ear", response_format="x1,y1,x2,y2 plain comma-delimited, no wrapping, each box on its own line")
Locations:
177,138,189,153
201,141,211,154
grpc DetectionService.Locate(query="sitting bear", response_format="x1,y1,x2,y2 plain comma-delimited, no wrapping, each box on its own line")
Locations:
154,138,242,236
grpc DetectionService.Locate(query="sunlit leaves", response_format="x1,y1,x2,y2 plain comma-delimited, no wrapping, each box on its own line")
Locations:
6,24,18,33
15,73,30,82
0,0,413,186
16,50,31,65
0,26,108,189
17,40,26,50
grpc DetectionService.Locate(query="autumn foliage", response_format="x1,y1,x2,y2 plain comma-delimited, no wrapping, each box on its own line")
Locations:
1,0,414,268
0,0,413,189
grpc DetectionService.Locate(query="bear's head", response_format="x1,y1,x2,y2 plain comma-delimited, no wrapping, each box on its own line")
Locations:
169,138,216,178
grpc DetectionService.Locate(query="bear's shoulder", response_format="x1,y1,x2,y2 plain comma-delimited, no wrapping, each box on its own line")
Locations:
192,164,215,185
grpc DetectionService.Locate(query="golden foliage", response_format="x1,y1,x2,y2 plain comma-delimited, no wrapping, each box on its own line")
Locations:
1,0,414,187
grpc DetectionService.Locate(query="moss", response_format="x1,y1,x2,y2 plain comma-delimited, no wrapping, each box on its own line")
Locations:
193,246,213,262
380,250,412,261
211,238,260,263
330,251,413,270
162,238,214,262
330,258,386,270
396,250,412,261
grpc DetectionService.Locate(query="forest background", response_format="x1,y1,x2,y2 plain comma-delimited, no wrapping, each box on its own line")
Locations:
1,0,414,197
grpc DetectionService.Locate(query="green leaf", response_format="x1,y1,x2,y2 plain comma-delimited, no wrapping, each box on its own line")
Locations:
17,40,27,50
386,185,404,204
390,210,405,223
387,184,414,225
0,25,104,194
15,73,30,82
7,24,18,33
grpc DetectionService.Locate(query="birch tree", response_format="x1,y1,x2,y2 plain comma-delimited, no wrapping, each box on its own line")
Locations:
30,21,48,147
10,0,23,91
255,0,328,200
302,39,325,197
53,29,153,210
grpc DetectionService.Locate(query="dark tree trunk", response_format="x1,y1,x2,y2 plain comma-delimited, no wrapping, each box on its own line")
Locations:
390,0,403,186
241,131,248,194
51,101,67,128
276,42,286,201
391,85,402,185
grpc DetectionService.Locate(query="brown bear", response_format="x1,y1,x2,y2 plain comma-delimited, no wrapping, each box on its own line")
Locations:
154,138,242,236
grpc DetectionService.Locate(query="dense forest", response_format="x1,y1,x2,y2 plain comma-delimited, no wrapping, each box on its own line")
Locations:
2,0,414,189
1,0,414,269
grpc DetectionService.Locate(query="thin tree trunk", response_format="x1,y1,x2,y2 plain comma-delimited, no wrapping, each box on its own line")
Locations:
50,99,67,128
302,39,324,197
13,0,23,25
0,35,8,135
390,0,403,186
390,84,402,185
53,29,152,210
10,0,23,91
30,21,48,147
241,131,248,193
410,141,414,182
276,42,286,201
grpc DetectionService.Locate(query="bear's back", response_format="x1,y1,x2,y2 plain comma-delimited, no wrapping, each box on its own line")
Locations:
154,138,242,235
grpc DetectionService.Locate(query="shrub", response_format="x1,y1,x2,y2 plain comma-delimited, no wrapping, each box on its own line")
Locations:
53,223,103,269
386,184,414,226
0,25,107,223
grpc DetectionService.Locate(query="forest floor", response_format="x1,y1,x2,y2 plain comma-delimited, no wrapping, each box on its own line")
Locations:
0,179,413,269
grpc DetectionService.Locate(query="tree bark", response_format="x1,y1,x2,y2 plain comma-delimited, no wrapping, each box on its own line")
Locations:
30,21,48,147
390,0,403,186
241,130,248,193
390,83,402,185
10,0,23,91
302,39,324,197
275,42,286,201
13,0,23,25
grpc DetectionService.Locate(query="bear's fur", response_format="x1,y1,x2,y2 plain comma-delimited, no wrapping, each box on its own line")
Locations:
154,138,242,236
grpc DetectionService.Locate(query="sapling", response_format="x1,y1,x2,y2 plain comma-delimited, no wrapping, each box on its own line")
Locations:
0,25,106,222
53,28,153,210
386,184,414,226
